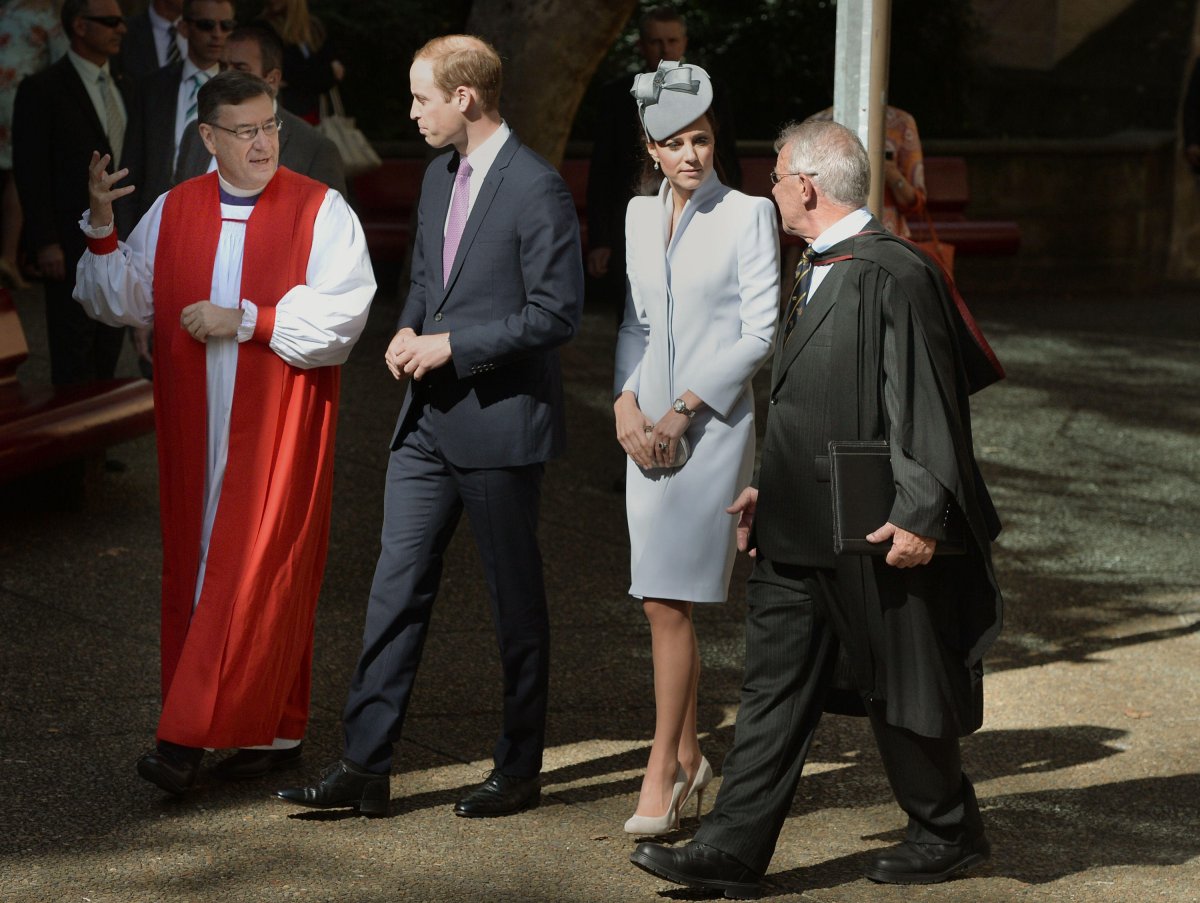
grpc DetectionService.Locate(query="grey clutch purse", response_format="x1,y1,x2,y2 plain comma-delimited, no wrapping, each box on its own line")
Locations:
641,434,690,472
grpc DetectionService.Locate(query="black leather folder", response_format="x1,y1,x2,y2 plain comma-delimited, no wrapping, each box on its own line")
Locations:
829,440,964,555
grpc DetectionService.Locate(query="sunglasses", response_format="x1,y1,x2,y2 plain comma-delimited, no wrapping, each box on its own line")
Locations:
82,14,125,28
186,17,237,33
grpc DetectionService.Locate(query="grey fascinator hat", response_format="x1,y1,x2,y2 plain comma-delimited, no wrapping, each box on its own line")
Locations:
631,61,714,141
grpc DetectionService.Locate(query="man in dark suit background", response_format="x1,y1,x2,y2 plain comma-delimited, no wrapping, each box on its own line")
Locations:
116,0,185,80
173,24,345,196
585,6,740,317
124,0,233,220
276,34,583,819
630,119,1004,897
12,0,131,386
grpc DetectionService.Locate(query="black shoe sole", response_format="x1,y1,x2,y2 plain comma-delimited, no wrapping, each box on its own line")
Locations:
863,850,989,885
271,793,390,817
629,850,761,900
453,793,540,818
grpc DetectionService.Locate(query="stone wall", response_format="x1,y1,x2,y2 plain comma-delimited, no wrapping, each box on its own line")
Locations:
928,133,1177,295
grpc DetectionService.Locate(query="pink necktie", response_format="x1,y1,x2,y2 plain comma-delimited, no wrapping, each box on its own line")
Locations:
442,158,473,285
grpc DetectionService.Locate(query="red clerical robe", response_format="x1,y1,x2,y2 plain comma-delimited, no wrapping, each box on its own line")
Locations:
150,170,337,748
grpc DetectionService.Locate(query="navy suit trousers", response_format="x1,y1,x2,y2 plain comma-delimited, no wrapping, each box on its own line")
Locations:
341,410,549,778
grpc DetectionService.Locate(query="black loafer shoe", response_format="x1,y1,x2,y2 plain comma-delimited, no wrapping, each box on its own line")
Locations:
136,742,203,795
630,841,761,899
453,770,540,818
212,743,304,780
863,835,991,885
273,759,390,817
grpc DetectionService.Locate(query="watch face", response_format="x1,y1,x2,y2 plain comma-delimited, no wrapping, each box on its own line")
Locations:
673,399,685,412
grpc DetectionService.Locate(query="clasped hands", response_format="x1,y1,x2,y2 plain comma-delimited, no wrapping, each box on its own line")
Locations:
614,391,688,470
385,327,451,381
726,486,936,567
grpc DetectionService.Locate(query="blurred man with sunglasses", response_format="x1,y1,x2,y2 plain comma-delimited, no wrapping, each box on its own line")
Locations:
124,0,236,221
11,0,131,388
73,70,376,795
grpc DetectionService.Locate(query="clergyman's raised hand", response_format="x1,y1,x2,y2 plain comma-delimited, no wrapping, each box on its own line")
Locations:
87,151,135,230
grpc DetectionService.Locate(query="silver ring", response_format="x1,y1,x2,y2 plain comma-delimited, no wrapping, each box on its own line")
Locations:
658,441,669,451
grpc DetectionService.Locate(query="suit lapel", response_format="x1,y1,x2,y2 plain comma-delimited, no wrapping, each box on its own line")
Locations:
57,59,109,150
439,132,519,302
770,257,852,392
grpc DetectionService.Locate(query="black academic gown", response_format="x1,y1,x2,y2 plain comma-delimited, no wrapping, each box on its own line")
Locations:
755,224,1004,739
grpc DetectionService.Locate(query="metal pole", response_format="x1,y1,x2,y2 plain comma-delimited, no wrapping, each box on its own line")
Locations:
834,0,892,218
867,0,892,218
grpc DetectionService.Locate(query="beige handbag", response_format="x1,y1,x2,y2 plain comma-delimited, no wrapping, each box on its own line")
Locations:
317,87,382,176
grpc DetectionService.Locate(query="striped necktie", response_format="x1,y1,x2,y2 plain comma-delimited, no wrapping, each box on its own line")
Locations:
97,71,124,166
166,24,181,65
782,246,817,343
184,72,207,123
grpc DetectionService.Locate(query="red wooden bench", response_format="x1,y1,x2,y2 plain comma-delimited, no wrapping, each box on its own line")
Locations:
0,288,155,482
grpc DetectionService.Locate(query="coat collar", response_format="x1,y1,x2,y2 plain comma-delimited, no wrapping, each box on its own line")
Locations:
770,216,885,389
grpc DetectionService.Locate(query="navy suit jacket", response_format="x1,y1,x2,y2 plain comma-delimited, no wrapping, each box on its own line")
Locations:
124,59,184,220
394,132,584,469
12,56,135,263
114,11,161,80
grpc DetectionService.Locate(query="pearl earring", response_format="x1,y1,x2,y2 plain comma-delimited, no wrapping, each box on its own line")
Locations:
653,159,660,171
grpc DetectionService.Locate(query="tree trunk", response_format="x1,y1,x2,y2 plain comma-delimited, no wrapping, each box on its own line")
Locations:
466,0,639,166
1167,0,1200,282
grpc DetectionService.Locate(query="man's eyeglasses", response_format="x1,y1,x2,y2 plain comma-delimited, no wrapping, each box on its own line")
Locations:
186,17,237,33
769,170,818,185
206,118,283,141
82,15,125,28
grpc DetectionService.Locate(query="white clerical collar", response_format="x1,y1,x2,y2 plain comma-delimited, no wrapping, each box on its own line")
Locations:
811,207,873,253
462,120,510,182
217,172,265,198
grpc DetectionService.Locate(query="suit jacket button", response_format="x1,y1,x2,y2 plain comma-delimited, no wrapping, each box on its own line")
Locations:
434,312,444,322
769,397,778,405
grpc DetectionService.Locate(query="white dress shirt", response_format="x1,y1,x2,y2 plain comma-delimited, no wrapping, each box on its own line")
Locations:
443,120,511,235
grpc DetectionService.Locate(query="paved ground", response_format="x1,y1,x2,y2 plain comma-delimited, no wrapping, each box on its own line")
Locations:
1,271,1197,903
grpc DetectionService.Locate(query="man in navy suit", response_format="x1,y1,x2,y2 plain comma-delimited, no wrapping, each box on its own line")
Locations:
276,34,583,819
116,0,185,80
124,0,233,220
12,0,131,386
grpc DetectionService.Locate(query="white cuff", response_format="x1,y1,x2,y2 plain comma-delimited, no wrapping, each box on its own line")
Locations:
236,299,258,343
79,209,114,238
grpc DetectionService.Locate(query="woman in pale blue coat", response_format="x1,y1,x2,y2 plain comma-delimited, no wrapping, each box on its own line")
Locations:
613,62,779,836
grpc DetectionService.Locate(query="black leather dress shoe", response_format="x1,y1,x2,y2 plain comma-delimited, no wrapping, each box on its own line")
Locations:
212,743,304,780
453,770,540,818
863,835,991,885
136,742,203,795
630,841,761,899
272,759,389,816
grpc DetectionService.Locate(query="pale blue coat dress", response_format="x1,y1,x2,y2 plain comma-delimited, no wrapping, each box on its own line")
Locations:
615,170,779,602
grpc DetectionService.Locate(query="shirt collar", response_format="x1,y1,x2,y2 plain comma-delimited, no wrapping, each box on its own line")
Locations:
462,120,511,182
182,58,219,82
811,207,873,253
147,4,176,31
66,48,110,83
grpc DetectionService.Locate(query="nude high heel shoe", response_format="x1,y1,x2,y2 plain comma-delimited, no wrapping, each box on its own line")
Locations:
681,755,713,819
623,764,687,836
